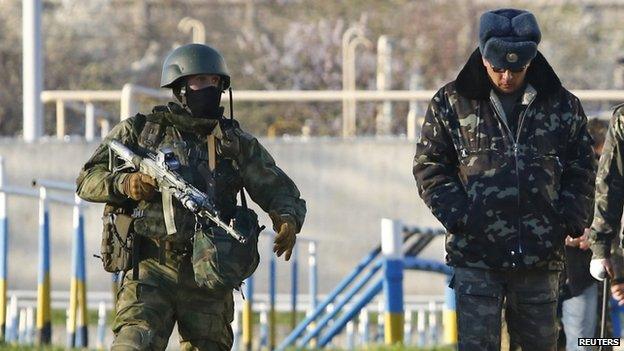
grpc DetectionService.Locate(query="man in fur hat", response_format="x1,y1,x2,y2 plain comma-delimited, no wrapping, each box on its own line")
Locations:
413,9,595,350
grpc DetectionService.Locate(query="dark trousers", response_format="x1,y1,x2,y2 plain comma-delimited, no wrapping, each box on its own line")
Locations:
453,267,560,351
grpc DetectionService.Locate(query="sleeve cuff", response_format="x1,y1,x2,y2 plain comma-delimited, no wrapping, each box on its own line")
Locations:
114,173,129,198
279,213,300,234
591,242,611,259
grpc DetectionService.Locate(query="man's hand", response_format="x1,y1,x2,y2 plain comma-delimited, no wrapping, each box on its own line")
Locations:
121,172,157,201
270,212,297,261
611,283,624,306
565,229,590,250
590,258,614,281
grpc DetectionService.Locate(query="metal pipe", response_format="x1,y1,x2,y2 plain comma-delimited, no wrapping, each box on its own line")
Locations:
85,102,95,142
428,301,438,345
242,276,253,351
41,90,122,102
417,307,426,347
342,26,365,138
317,277,383,347
443,272,457,346
23,0,43,142
381,219,404,345
308,241,317,321
178,17,206,44
268,233,276,350
259,304,268,350
296,260,382,347
35,187,51,345
344,36,372,137
56,100,66,140
404,309,413,345
73,195,88,347
96,302,106,349
358,308,369,345
100,119,110,139
375,35,393,136
407,73,423,141
276,245,381,351
40,88,624,103
290,243,298,330
0,157,6,342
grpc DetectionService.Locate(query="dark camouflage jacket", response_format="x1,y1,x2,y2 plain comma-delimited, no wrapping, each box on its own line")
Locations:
590,105,624,259
76,102,306,243
413,49,595,270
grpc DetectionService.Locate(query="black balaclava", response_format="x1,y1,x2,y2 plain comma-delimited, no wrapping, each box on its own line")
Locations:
184,85,223,119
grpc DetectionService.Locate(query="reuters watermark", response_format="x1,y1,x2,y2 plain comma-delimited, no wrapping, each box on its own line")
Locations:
578,338,620,347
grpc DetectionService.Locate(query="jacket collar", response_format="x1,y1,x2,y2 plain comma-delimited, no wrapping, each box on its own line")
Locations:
161,102,220,136
455,48,561,101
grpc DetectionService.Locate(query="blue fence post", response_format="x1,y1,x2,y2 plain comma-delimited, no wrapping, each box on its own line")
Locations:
74,195,88,347
36,186,51,345
291,243,299,330
242,276,253,351
308,241,317,312
307,241,318,347
443,271,457,345
381,218,403,345
268,235,276,349
0,156,8,342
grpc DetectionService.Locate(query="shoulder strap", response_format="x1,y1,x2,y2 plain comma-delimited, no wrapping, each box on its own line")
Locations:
239,188,248,208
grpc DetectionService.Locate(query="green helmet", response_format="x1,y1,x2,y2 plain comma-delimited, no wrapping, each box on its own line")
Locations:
160,43,231,90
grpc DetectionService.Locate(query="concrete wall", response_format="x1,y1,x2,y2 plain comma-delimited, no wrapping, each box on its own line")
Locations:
0,136,445,296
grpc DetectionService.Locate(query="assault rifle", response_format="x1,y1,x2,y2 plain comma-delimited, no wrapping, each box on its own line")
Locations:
107,139,247,244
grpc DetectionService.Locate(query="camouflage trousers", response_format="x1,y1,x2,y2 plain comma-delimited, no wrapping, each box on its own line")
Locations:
111,240,234,351
452,267,560,351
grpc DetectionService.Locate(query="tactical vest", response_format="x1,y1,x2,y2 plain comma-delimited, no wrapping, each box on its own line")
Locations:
100,103,262,289
131,104,245,243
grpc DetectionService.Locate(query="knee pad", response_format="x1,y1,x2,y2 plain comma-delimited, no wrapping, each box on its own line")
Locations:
111,325,156,351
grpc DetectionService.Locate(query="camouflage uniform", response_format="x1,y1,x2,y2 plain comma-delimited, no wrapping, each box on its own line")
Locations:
76,102,306,350
589,105,624,260
413,49,595,350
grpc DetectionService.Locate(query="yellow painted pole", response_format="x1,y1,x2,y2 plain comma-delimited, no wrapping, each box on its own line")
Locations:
242,277,253,351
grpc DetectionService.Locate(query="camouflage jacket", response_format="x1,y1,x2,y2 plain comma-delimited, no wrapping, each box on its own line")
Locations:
589,105,624,259
413,49,595,270
76,102,306,243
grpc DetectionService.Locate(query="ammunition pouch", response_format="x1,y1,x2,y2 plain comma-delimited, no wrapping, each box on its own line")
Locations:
100,204,136,273
192,205,263,290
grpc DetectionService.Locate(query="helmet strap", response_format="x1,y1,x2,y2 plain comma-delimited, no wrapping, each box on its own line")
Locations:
179,85,188,108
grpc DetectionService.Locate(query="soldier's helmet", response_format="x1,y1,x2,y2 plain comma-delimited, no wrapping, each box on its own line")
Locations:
160,43,231,91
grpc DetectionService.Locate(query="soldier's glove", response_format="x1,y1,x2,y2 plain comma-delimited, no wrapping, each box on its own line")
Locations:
121,172,157,201
590,258,613,281
270,212,298,261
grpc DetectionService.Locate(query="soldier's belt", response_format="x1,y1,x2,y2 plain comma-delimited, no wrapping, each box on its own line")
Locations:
139,238,192,260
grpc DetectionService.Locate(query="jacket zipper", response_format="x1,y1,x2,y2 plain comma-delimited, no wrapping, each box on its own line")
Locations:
489,94,536,258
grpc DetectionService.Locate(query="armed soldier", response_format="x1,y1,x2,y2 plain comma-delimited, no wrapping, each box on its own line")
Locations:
413,8,595,350
76,44,306,350
589,105,624,305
